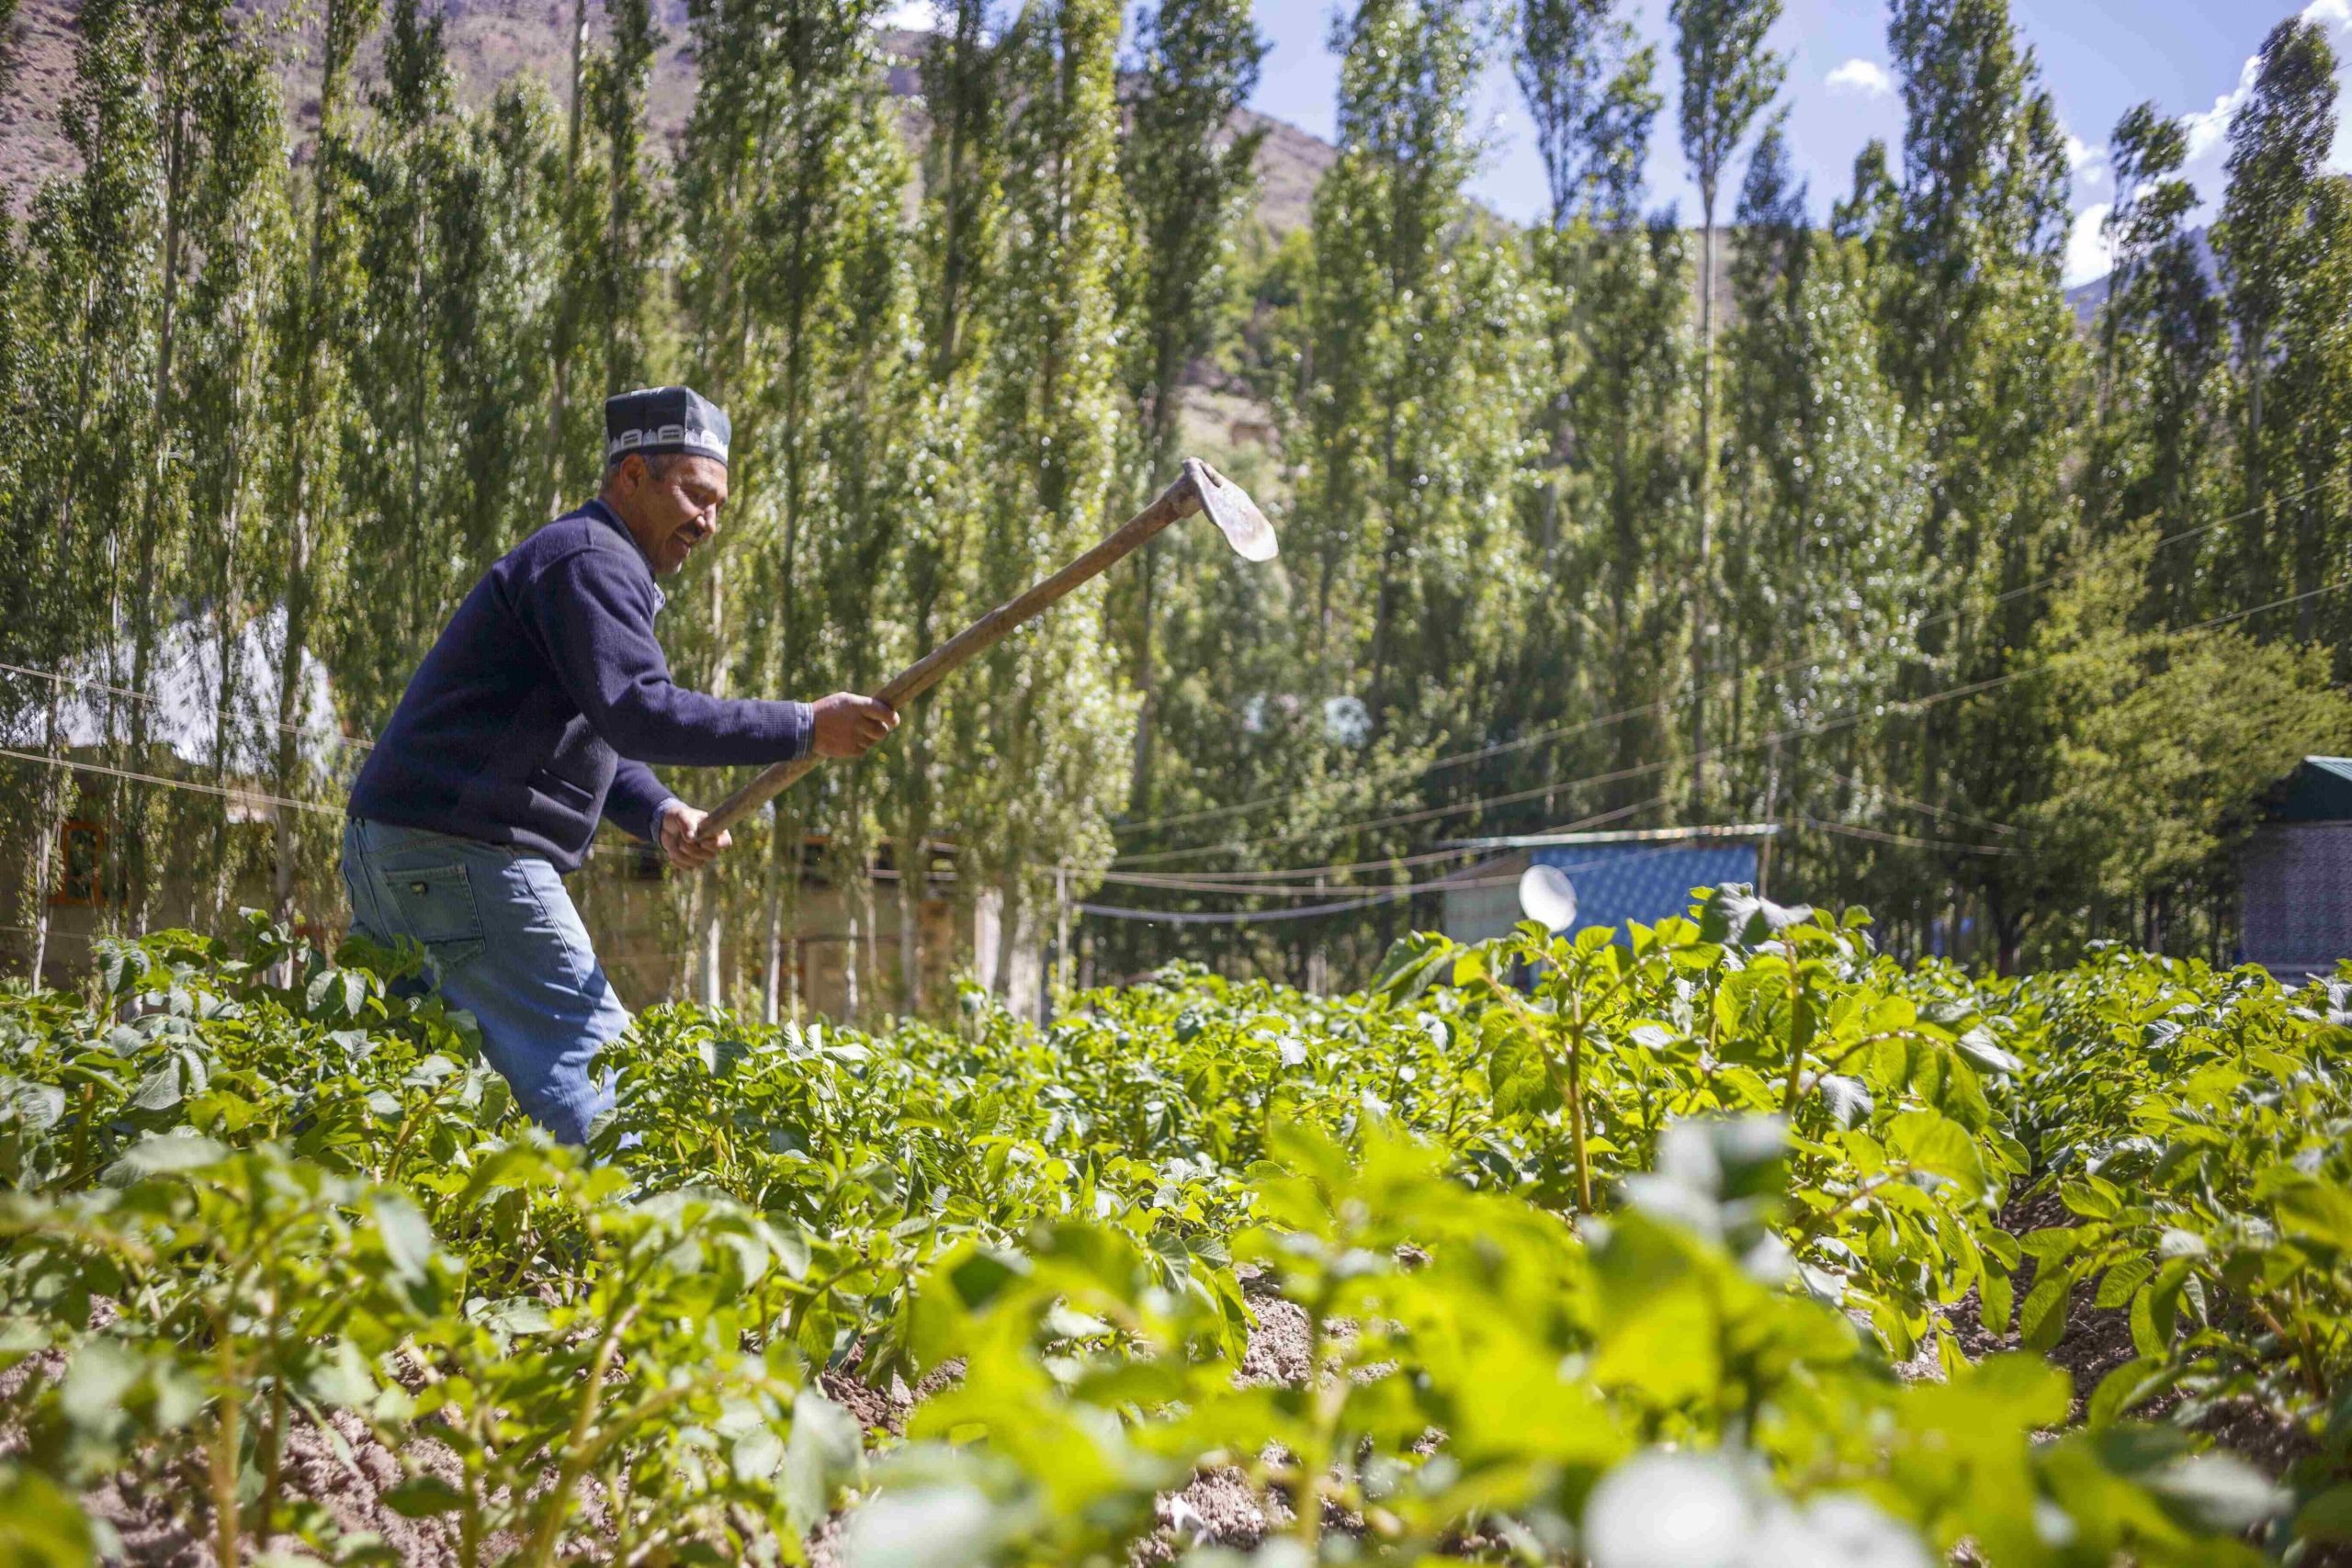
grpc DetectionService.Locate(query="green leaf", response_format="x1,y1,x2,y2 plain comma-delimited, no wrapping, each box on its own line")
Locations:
783,1390,863,1532
2273,1182,2352,1253
730,1422,784,1483
2060,1182,2118,1221
368,1192,438,1283
101,1134,229,1187
2144,1454,2284,1534
1953,1026,2022,1077
1979,1269,2014,1337
2020,1268,2075,1353
2297,1483,2352,1543
0,1466,97,1565
383,1475,466,1518
2086,1357,2173,1428
2094,1258,2154,1309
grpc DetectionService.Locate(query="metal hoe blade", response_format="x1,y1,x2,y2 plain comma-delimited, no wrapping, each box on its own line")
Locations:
1185,457,1279,562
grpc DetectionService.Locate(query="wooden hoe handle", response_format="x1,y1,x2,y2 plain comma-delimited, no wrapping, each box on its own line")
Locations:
693,465,1211,843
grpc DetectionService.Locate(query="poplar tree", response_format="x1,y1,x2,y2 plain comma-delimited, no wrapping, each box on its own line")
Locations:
1115,0,1265,813
114,0,293,933
1877,0,2080,964
1721,121,1927,904
2215,18,2346,646
2213,17,2337,590
266,0,382,928
2083,103,2225,632
339,5,567,727
176,32,293,929
1668,0,1781,811
8,0,158,973
967,0,1136,1000
1518,0,1687,809
888,0,1002,1013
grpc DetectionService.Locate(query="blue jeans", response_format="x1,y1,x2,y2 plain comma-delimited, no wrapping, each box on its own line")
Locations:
339,818,629,1144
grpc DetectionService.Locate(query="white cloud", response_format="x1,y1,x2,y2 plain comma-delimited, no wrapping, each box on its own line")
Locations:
875,0,939,30
2065,132,2109,186
2064,202,2114,289
1826,59,1895,100
2182,2,2352,165
2182,53,2261,161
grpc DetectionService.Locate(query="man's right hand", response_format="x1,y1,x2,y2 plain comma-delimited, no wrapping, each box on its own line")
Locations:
811,693,899,757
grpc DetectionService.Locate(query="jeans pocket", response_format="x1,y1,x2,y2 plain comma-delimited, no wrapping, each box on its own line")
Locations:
380,863,488,968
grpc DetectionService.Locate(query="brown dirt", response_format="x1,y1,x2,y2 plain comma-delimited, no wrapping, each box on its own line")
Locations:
1941,1185,2143,1423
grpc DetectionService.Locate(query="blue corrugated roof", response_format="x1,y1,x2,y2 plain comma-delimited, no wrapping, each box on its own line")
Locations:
1528,840,1762,937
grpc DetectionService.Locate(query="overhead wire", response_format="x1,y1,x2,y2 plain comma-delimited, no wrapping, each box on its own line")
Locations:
0,657,373,755
1079,838,1732,924
1110,576,2352,869
1798,814,2011,856
1822,768,2019,836
1110,479,2332,844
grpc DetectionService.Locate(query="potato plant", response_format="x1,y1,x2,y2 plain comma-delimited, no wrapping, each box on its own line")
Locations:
0,897,2336,1564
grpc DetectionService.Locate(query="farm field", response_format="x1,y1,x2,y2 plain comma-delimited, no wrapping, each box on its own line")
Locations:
1,894,2345,1567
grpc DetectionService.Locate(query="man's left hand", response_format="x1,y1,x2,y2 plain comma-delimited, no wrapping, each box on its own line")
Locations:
658,802,730,871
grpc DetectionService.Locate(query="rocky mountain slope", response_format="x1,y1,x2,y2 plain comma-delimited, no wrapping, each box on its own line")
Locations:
0,0,1333,232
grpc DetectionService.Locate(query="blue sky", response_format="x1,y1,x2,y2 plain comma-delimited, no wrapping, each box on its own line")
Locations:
883,0,2352,285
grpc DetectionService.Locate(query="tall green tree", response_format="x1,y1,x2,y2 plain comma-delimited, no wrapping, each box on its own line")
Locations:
887,0,1002,1013
6,0,159,972
266,0,382,928
2212,15,2338,611
1517,0,1687,811
1667,0,1781,811
1115,0,1266,814
965,0,1138,998
2082,102,2227,629
338,5,567,728
1878,0,2081,964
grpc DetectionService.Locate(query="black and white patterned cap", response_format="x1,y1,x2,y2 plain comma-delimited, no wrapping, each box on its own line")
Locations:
604,385,730,468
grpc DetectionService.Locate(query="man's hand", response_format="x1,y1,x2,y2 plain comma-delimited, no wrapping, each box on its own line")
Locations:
657,801,730,871
811,693,899,758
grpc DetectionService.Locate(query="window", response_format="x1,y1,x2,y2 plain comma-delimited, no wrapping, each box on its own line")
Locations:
52,820,106,906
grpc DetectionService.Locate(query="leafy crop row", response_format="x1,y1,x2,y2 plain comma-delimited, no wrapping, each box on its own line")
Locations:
0,893,2340,1565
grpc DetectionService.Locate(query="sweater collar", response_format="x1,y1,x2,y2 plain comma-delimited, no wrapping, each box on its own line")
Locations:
582,497,665,613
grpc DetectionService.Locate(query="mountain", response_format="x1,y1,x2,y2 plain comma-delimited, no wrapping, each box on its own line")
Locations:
2064,226,2219,326
0,0,1333,232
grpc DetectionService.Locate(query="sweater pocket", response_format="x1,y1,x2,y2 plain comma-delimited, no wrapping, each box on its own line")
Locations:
529,768,597,813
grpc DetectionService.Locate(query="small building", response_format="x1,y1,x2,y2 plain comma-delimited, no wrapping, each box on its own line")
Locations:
1436,824,1781,945
2241,757,2352,981
2,612,986,1018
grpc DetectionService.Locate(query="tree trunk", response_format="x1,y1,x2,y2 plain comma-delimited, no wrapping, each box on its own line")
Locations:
24,683,66,984
1691,194,1716,817
1127,538,1155,813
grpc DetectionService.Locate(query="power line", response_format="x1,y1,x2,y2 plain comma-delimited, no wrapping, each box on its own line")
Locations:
1799,814,2010,857
1112,576,2352,869
1111,480,2330,844
1080,838,1732,924
1111,791,1663,869
1101,804,1674,888
1823,768,2019,836
0,745,346,817
0,658,372,755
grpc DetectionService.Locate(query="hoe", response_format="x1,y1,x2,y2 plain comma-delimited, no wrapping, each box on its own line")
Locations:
692,457,1279,844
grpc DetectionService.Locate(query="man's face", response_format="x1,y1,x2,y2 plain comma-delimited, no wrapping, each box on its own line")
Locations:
612,453,729,576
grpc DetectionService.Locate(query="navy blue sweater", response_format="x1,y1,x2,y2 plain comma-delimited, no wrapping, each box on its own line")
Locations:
347,500,813,872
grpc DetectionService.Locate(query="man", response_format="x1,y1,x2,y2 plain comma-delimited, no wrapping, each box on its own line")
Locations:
342,386,896,1142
